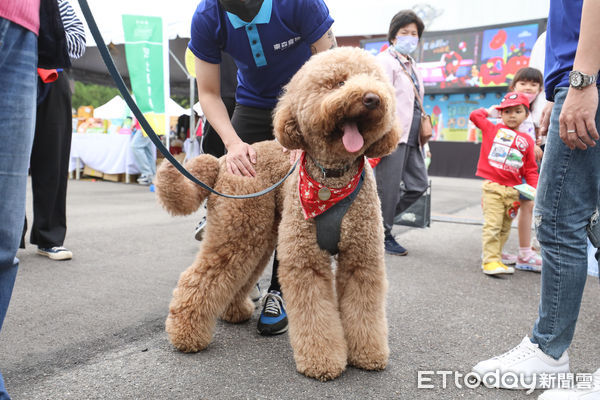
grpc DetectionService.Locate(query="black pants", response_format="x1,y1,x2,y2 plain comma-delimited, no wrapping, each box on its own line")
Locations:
229,103,281,293
28,72,72,248
200,96,236,158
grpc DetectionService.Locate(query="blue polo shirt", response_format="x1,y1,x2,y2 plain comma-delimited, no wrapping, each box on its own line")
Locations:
189,0,333,109
544,0,599,101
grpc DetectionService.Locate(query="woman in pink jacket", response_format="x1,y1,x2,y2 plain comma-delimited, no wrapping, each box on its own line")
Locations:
375,10,429,256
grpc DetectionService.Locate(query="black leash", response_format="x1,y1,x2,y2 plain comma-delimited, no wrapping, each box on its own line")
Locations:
77,0,297,199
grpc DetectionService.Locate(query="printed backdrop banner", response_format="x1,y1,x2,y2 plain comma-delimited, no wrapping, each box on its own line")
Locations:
122,14,166,134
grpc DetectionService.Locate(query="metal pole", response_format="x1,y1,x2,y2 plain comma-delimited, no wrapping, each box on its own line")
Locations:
189,78,195,139
163,19,170,153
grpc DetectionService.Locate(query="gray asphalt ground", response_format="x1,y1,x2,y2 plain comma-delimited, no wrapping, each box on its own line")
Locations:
1,175,598,400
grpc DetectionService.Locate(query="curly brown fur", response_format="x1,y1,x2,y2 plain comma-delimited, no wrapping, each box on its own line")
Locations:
274,47,397,381
155,155,220,216
156,47,398,380
156,141,289,352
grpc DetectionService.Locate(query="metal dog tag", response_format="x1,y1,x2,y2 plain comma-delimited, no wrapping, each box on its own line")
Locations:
318,187,331,201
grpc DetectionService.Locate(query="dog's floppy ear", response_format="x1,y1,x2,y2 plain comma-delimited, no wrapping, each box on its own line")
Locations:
273,91,304,150
364,121,401,158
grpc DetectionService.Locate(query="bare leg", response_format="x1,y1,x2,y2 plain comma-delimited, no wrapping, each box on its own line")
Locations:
518,199,534,248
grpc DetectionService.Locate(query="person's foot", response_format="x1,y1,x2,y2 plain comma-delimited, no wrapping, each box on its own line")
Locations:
538,368,600,399
502,252,518,265
249,282,261,303
257,290,288,336
472,336,570,390
37,246,73,261
137,175,153,185
516,251,543,272
482,261,515,275
194,216,207,241
384,234,408,256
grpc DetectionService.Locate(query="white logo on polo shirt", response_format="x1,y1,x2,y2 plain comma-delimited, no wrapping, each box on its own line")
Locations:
273,36,301,51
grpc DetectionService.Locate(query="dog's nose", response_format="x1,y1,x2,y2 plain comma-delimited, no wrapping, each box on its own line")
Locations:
362,93,380,110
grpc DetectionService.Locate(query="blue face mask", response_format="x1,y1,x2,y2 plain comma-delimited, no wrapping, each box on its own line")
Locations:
393,35,419,55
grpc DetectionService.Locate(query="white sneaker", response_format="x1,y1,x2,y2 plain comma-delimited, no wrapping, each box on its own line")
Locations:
472,336,570,390
194,216,207,241
249,282,261,303
538,368,600,399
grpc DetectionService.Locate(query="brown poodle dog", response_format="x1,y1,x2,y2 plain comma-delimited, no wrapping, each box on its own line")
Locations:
155,47,400,381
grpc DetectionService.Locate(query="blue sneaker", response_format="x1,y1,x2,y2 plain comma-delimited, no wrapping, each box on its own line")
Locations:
385,234,408,256
257,290,288,336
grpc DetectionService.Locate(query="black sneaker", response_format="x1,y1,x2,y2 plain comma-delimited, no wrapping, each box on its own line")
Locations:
257,290,288,336
384,234,408,256
37,246,73,261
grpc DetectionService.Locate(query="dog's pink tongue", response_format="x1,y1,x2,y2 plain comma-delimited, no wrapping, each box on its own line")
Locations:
342,122,364,153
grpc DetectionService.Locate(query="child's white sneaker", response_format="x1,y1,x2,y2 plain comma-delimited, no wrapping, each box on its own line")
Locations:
472,336,570,389
538,368,600,399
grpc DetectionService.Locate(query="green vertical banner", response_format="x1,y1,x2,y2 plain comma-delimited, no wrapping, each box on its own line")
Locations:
122,15,167,135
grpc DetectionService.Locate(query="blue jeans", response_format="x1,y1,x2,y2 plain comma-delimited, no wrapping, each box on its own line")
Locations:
130,130,156,178
0,19,38,399
531,86,600,359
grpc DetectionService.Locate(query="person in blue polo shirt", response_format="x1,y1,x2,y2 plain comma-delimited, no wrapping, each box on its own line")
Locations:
189,0,336,336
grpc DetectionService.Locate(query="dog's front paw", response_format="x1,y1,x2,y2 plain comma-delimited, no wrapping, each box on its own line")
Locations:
220,297,254,323
295,354,347,382
348,348,389,371
165,312,212,353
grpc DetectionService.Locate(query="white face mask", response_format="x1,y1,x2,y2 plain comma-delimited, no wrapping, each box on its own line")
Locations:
393,35,419,55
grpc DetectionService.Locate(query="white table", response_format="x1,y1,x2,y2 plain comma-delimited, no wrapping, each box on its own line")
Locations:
69,133,142,181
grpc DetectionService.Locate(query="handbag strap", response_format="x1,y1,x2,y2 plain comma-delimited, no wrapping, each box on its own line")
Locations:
392,51,427,117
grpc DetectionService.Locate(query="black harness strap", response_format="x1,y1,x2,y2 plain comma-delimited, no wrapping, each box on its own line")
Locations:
77,0,297,199
314,171,365,255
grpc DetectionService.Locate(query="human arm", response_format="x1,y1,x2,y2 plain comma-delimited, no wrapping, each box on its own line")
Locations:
534,145,543,162
522,141,540,188
195,57,256,177
470,108,495,136
558,0,600,150
486,105,500,118
310,27,337,54
58,0,86,59
538,101,553,138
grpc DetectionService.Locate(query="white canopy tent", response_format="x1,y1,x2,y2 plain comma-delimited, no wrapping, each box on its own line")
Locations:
94,95,188,119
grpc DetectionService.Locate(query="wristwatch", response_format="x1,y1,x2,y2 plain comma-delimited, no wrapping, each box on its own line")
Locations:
569,70,597,89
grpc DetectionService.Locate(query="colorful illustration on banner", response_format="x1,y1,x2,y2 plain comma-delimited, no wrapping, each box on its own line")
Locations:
479,24,538,87
423,93,501,142
418,31,480,89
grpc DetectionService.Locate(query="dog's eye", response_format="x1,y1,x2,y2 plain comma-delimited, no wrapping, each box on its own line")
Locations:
338,81,345,87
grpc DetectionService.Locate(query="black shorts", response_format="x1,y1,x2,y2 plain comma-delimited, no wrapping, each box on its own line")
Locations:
201,102,274,157
230,103,274,144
